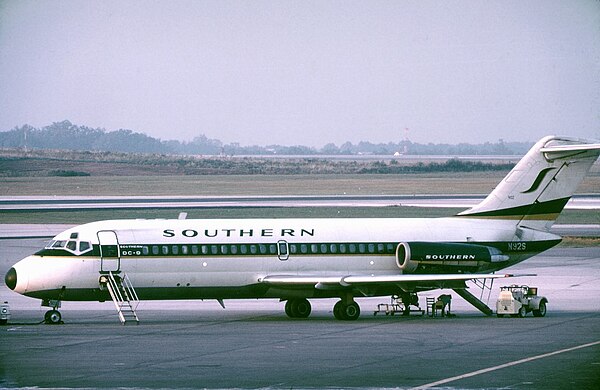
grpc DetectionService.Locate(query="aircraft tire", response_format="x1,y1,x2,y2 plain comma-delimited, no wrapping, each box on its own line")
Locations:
333,301,360,321
291,299,311,318
342,302,360,321
285,301,294,318
333,301,344,320
45,310,62,325
285,299,312,319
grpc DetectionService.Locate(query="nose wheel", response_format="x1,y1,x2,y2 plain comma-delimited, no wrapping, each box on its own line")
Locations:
42,292,65,325
44,309,62,325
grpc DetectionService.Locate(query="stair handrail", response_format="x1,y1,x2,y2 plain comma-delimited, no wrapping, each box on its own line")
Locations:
121,273,140,311
106,271,126,323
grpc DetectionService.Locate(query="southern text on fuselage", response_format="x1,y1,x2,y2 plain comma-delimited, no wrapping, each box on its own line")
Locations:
163,227,316,238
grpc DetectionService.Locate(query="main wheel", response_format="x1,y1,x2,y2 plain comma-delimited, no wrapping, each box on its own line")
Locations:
285,300,294,317
343,302,360,320
533,301,547,317
334,302,360,321
292,299,311,318
285,299,312,318
333,301,344,320
45,310,62,324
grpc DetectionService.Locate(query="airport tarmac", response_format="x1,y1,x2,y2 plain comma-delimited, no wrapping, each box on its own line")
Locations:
1,239,599,389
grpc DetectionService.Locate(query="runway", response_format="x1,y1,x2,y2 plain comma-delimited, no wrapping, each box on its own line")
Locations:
1,236,599,388
1,193,599,210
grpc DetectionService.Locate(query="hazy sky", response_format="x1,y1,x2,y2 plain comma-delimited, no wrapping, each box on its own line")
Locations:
0,1,598,147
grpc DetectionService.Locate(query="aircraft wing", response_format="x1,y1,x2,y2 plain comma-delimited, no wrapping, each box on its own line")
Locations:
259,272,531,289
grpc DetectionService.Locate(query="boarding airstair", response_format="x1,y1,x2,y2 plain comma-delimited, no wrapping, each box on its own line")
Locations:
101,272,140,325
453,277,495,316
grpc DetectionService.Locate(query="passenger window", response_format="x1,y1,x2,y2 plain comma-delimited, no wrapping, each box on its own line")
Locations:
79,241,91,252
358,244,366,253
162,246,169,255
202,246,209,255
152,246,159,255
142,246,149,255
320,244,328,254
240,245,248,254
289,244,297,254
300,244,308,254
181,246,188,255
330,244,337,253
349,244,357,253
368,244,375,253
221,245,229,255
250,245,258,254
211,245,218,255
269,244,277,254
278,242,288,255
259,245,267,254
191,245,199,255
230,245,238,255
377,244,384,253
311,244,318,253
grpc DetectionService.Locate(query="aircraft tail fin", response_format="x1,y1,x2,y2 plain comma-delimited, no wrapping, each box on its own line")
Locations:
458,136,600,230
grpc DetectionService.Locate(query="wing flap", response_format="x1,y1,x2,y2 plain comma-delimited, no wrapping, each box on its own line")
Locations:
259,273,532,288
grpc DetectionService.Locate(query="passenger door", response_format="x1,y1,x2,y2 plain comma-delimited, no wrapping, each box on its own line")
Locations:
97,230,120,273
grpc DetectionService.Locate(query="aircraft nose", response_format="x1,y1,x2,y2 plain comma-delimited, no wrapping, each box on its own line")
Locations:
5,267,17,290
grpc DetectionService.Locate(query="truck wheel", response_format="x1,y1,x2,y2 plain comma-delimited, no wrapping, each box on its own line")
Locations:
533,301,547,317
518,307,527,318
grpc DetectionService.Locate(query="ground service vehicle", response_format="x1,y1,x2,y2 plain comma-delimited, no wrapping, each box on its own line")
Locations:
496,285,547,318
0,301,10,325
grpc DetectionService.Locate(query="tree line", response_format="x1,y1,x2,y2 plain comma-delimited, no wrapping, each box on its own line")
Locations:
0,120,532,156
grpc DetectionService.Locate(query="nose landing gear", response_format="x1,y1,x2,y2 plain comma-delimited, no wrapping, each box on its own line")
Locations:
42,287,65,325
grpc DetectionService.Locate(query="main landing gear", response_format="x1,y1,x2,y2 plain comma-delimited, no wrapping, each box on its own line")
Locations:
44,309,62,325
284,296,361,321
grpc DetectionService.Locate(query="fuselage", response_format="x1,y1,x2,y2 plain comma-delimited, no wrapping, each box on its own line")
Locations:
7,216,560,302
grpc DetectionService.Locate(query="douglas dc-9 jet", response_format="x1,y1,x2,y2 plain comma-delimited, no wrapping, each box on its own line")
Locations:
5,136,600,323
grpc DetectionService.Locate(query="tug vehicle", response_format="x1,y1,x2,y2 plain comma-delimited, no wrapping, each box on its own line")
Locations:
496,285,547,318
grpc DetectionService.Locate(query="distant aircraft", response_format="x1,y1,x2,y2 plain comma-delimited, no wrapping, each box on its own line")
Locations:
5,136,600,324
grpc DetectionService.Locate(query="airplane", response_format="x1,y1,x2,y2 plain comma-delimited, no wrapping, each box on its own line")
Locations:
4,135,600,324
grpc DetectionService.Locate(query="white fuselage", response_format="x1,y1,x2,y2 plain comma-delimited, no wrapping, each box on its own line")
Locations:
9,217,558,302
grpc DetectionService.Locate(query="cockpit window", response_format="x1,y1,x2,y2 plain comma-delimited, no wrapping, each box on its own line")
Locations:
52,240,67,248
43,237,93,255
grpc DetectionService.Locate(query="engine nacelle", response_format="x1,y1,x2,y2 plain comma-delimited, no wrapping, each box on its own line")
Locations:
396,242,508,273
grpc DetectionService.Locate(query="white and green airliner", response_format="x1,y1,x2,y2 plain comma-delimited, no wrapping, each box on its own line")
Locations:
5,136,600,322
